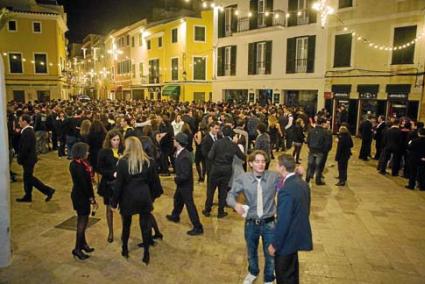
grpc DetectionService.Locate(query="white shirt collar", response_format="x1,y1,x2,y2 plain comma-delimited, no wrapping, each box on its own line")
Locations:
176,147,185,157
283,172,296,183
21,125,33,133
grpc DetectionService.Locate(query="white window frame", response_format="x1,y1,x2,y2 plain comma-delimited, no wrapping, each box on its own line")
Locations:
194,25,206,43
258,0,266,27
295,37,308,73
256,42,266,75
224,46,232,76
32,21,42,33
7,20,17,32
170,57,179,81
192,56,207,81
297,0,309,25
8,52,24,74
225,7,233,36
33,52,48,74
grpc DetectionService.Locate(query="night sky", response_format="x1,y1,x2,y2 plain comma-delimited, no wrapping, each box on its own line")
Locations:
57,0,192,43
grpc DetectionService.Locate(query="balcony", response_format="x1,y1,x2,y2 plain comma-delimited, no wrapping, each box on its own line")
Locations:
287,9,316,27
237,11,286,33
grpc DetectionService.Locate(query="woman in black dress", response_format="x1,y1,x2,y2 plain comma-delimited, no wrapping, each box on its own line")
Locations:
87,120,107,174
292,118,305,164
97,129,123,243
69,142,98,260
194,122,206,182
112,137,163,265
335,125,353,186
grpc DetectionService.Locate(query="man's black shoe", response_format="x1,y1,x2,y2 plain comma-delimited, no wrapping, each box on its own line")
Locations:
202,210,211,217
45,189,55,202
187,227,204,236
217,212,228,218
335,182,346,186
16,196,32,203
405,185,415,190
166,215,180,223
316,181,326,186
378,171,386,175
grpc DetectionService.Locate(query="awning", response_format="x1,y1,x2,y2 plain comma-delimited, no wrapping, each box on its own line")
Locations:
162,85,180,97
331,84,352,94
385,84,411,94
357,84,379,94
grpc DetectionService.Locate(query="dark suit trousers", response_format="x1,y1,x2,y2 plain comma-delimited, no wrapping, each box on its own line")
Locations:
359,139,372,159
338,158,349,182
375,139,382,159
172,186,202,228
23,164,51,198
205,170,231,214
378,149,401,175
275,252,299,284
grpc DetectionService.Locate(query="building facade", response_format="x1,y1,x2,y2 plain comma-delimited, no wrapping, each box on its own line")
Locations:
0,0,69,102
324,0,425,133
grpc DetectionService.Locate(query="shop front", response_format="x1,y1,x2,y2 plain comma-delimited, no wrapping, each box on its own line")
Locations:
224,89,248,104
162,85,180,102
357,84,386,134
285,90,318,118
331,84,357,134
386,84,412,119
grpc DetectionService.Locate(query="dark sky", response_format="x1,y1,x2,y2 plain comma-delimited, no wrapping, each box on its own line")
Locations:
57,0,191,43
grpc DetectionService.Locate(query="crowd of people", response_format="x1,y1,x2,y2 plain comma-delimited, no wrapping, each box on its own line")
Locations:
6,98,425,283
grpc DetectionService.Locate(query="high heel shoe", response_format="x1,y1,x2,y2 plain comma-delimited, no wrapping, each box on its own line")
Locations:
142,250,150,265
153,233,163,240
81,245,95,253
72,249,89,260
121,245,129,258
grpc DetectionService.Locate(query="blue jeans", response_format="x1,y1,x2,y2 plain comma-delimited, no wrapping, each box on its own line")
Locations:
244,220,275,282
66,135,77,159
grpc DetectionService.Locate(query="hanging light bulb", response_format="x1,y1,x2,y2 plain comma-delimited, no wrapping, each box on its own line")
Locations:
248,12,253,17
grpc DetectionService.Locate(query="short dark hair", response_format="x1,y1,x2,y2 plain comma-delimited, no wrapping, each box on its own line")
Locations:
257,123,267,133
222,125,233,137
419,128,425,136
209,121,220,129
72,142,89,160
277,154,296,172
20,114,32,124
248,150,268,163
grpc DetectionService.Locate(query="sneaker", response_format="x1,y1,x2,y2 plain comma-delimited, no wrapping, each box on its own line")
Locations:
243,273,257,284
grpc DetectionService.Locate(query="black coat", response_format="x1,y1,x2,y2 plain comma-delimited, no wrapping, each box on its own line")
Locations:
374,122,386,142
359,120,373,141
112,158,163,216
70,161,94,213
17,127,37,166
383,127,402,152
408,137,425,166
97,148,120,198
208,137,246,174
335,132,353,161
87,131,106,171
174,148,193,190
291,125,305,143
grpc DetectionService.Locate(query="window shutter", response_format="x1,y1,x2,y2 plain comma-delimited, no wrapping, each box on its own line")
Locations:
307,0,317,24
286,38,296,73
231,6,238,32
248,43,257,75
265,0,273,27
265,41,272,74
217,47,224,76
288,0,298,26
392,25,417,65
307,36,316,73
231,46,237,76
218,10,225,38
334,33,352,67
249,0,258,30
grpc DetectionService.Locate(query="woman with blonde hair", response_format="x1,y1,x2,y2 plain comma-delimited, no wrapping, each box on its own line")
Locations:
112,137,163,265
335,125,353,186
79,119,91,144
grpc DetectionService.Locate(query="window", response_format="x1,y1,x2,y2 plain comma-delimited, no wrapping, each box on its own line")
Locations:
34,53,47,74
132,64,136,78
193,57,206,80
131,36,135,47
37,90,50,102
194,26,206,42
147,40,151,50
158,37,163,47
392,25,417,65
139,62,144,78
8,20,17,32
194,92,205,103
286,36,315,73
172,28,178,43
149,59,160,83
224,6,237,36
139,33,143,46
334,33,352,67
9,53,23,73
248,41,272,75
126,35,130,46
339,0,353,9
171,58,178,81
13,90,25,102
258,0,266,27
33,22,42,33
117,60,131,74
217,46,236,76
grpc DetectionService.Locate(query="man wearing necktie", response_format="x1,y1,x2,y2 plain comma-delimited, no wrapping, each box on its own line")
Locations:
227,150,280,284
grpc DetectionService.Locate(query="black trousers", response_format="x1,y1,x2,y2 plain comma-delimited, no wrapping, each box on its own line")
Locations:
23,164,51,198
205,170,231,214
337,158,349,182
292,143,302,163
58,135,66,157
159,148,172,173
172,186,202,228
275,252,299,284
51,130,58,150
378,149,401,175
359,139,372,159
121,213,151,249
318,151,329,177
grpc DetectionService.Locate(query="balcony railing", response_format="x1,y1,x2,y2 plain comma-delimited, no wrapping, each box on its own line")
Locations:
295,58,307,73
238,11,287,33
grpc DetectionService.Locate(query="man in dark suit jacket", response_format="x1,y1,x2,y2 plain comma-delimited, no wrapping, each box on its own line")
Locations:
359,115,373,160
378,119,402,176
373,116,386,160
203,125,245,218
16,114,55,202
269,154,313,284
166,133,203,236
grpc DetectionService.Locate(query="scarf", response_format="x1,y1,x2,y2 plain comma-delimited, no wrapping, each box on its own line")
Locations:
74,159,94,180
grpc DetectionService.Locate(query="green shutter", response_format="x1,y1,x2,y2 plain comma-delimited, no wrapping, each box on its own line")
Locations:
265,0,273,27
307,36,316,73
248,43,257,75
249,0,258,30
286,38,296,73
231,46,237,76
217,47,224,76
265,41,272,74
288,0,298,27
334,34,352,67
392,25,417,65
218,10,225,38
307,0,317,24
231,5,238,32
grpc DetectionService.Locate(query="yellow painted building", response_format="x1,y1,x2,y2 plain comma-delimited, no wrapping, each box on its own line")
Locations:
0,0,69,102
142,10,213,102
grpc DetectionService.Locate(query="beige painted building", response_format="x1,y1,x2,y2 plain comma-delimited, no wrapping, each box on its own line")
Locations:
0,0,69,102
325,0,425,132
